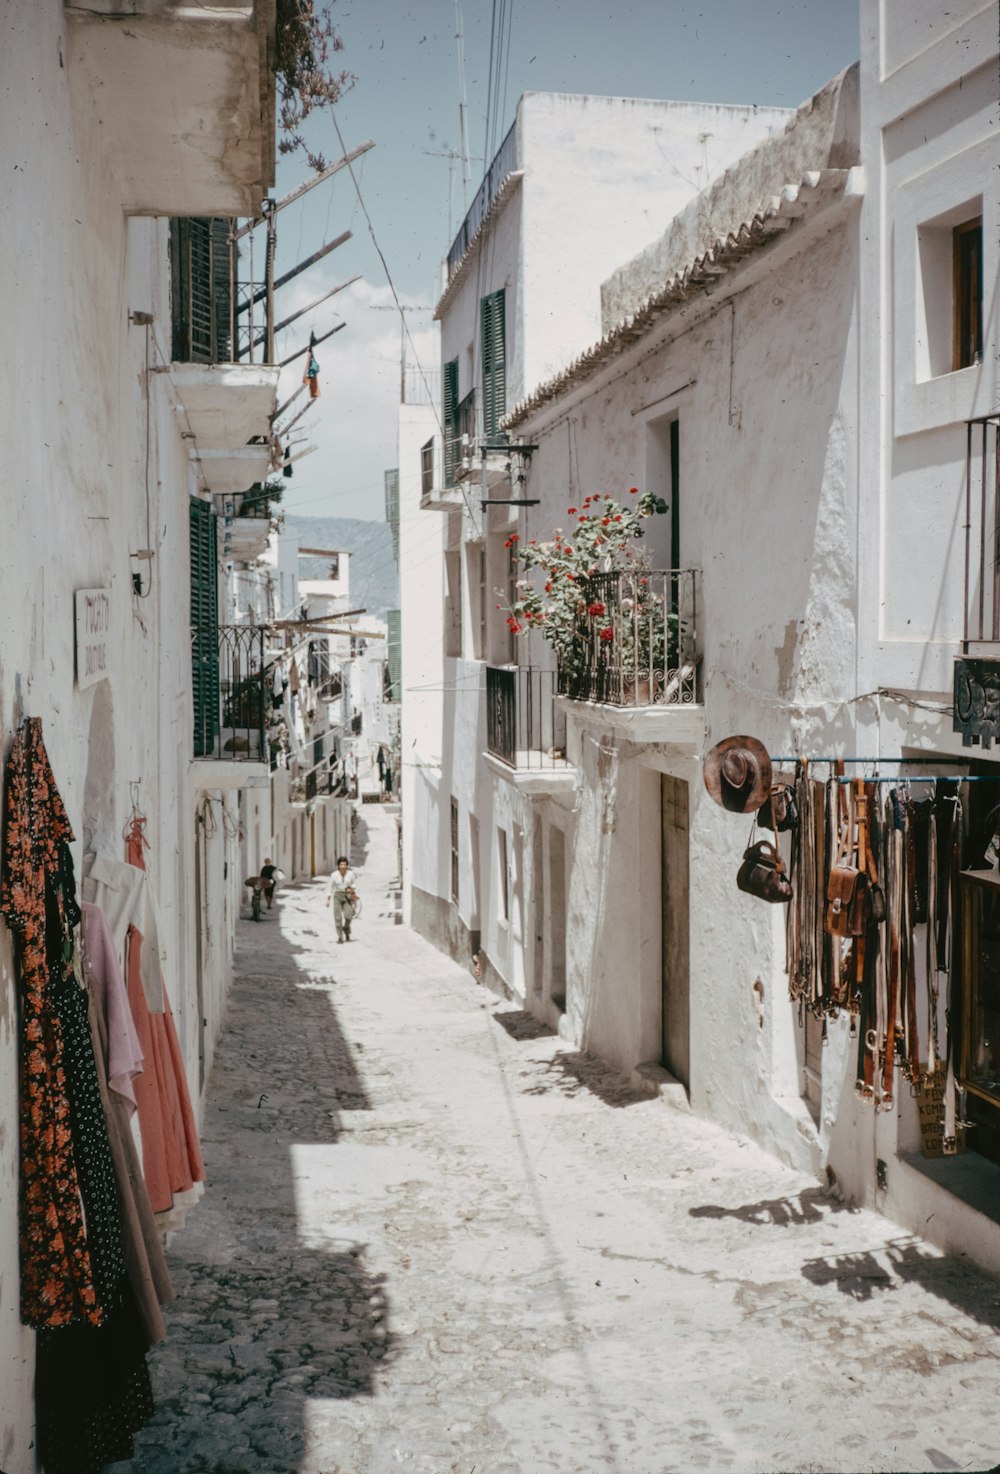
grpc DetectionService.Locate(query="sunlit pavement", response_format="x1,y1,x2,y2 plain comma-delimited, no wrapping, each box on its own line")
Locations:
112,804,1000,1474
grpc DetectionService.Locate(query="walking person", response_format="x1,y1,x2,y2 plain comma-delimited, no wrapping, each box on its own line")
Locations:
328,856,358,943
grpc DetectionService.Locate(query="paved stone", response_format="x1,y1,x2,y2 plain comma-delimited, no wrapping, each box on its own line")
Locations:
112,805,1000,1474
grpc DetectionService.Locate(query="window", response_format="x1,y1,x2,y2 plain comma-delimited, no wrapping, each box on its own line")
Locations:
916,201,982,380
170,218,231,364
954,218,983,371
450,799,460,904
189,497,219,757
468,543,487,659
497,827,510,923
443,357,460,485
480,289,506,441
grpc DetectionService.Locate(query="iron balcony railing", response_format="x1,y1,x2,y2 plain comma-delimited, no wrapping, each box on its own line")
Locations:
486,666,569,770
193,623,269,761
447,122,518,279
171,214,275,366
558,569,699,708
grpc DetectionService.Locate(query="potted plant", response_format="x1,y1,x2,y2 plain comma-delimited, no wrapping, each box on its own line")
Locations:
501,488,674,701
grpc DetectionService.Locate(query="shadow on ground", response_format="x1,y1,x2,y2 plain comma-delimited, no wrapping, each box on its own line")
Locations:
519,1048,651,1108
110,902,396,1474
492,1007,554,1042
801,1236,1000,1328
688,1185,858,1228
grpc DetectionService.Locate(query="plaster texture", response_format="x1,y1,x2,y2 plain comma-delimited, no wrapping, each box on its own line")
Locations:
0,4,277,1464
109,806,1000,1474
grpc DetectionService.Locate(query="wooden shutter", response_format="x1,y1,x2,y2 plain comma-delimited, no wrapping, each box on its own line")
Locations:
443,357,459,486
480,289,506,441
190,498,220,756
170,217,231,363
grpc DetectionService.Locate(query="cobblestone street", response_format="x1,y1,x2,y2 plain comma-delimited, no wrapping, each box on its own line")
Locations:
112,807,1000,1474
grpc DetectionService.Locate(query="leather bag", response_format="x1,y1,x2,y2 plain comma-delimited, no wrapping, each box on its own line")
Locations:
826,864,869,936
758,783,799,833
737,840,793,904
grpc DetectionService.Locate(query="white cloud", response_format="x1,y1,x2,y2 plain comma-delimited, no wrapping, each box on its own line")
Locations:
270,273,439,522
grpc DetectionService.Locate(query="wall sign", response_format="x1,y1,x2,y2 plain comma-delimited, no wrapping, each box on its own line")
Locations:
75,588,112,689
954,657,1000,748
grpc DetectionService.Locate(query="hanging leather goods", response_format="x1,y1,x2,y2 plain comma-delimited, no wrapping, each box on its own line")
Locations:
758,782,800,834
926,815,941,1078
826,779,869,939
737,836,793,904
880,793,902,1108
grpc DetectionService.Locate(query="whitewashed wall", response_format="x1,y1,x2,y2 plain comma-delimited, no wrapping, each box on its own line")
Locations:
514,206,860,1172
0,7,255,1463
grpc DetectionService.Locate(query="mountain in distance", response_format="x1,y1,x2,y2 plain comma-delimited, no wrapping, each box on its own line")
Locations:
284,515,398,618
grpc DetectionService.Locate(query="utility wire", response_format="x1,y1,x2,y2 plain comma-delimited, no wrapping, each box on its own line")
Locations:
329,107,482,532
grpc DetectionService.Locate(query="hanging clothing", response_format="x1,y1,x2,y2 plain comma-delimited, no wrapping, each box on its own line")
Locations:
123,821,206,1224
81,903,174,1345
1,719,155,1473
0,718,101,1327
82,851,166,1012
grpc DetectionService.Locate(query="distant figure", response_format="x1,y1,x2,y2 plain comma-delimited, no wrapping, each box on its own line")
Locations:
259,858,278,909
328,856,358,943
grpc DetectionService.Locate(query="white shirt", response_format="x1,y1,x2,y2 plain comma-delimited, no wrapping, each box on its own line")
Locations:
327,868,357,897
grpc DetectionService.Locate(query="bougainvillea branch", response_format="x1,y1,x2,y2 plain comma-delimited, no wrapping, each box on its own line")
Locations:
276,0,355,172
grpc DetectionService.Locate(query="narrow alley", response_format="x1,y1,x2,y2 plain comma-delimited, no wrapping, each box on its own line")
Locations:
103,805,1000,1474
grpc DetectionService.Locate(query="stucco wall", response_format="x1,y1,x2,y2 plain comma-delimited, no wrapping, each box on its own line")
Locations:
601,65,860,329
0,6,255,1462
517,91,795,387
515,206,859,1172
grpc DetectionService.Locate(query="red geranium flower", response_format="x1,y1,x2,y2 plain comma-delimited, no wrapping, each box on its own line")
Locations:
599,627,614,642
510,533,520,543
587,602,606,617
567,506,577,515
629,486,639,494
614,515,623,522
503,538,512,548
506,617,521,633
601,517,610,525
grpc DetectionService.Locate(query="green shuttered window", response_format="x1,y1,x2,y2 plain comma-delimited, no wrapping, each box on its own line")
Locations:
190,497,220,756
443,357,459,487
480,288,506,442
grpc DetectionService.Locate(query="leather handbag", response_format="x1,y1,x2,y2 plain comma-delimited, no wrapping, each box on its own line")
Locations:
826,784,868,936
826,865,869,936
737,840,793,904
758,783,799,833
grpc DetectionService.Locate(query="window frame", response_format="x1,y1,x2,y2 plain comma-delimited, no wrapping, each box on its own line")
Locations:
953,217,983,372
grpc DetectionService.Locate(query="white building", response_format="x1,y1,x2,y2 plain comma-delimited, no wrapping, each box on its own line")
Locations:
403,3,1000,1276
0,4,285,1462
403,88,792,967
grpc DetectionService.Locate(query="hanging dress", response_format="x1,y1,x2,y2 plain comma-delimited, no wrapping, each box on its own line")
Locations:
124,815,206,1226
1,718,154,1473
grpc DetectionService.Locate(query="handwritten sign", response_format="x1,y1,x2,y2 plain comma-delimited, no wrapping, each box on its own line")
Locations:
75,588,111,689
915,1070,964,1157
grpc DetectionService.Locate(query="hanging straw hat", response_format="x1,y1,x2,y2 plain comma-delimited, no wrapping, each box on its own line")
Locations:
704,735,772,813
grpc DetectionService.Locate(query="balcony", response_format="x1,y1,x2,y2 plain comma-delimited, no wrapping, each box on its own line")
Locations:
419,433,463,510
66,1,276,218
169,216,281,493
192,623,270,787
446,123,518,282
485,666,575,794
557,569,703,745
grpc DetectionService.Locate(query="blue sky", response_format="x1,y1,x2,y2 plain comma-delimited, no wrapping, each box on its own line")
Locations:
269,1,860,521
